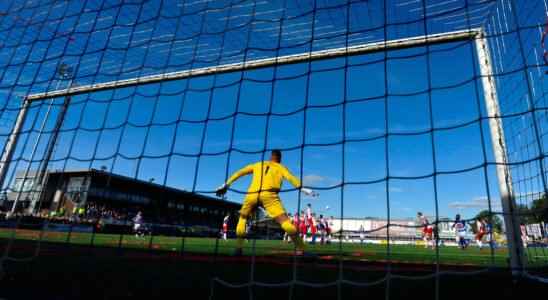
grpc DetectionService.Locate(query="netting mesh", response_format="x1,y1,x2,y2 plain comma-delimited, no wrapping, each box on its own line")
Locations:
0,0,546,298
487,0,548,280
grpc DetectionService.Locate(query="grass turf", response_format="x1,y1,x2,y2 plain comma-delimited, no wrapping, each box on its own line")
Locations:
0,244,544,300
1,228,548,299
0,228,516,267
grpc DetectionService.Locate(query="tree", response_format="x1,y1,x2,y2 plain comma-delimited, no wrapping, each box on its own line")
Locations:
515,203,534,224
529,193,547,223
473,210,503,233
513,193,547,224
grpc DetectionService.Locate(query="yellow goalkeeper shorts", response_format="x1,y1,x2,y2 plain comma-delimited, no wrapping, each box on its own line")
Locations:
240,193,286,219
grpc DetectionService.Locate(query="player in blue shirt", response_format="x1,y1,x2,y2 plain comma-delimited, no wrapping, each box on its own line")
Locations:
452,214,468,250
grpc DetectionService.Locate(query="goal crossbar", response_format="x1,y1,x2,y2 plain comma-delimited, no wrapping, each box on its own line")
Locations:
25,28,481,102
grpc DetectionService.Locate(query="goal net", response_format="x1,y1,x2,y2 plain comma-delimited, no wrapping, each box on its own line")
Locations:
0,0,546,299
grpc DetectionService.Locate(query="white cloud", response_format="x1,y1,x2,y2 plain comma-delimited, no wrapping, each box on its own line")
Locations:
303,174,327,185
448,196,502,210
392,200,411,212
389,187,403,193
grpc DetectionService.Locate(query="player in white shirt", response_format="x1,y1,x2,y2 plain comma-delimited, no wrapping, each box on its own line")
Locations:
305,203,312,220
326,216,334,244
318,215,327,244
452,214,468,249
133,211,144,238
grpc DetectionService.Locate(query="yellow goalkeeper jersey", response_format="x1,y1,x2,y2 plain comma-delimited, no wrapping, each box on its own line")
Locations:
226,161,301,195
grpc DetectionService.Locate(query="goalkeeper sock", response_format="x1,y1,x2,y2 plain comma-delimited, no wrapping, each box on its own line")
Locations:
236,216,247,249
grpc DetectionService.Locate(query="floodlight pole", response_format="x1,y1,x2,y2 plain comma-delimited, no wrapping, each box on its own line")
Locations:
29,73,74,213
0,98,30,193
35,80,73,187
28,93,72,214
475,30,524,275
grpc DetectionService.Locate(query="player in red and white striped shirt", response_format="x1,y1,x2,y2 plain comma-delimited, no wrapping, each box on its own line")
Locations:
474,217,486,250
417,212,434,249
221,214,229,240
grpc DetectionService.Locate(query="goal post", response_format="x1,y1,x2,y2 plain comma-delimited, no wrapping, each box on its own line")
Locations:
474,31,524,274
0,27,524,273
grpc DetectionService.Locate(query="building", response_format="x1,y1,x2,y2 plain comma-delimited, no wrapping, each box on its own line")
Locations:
330,217,417,239
329,216,465,241
2,170,41,212
2,169,241,229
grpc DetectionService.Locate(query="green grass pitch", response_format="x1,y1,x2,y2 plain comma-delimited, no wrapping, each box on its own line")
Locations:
0,228,517,267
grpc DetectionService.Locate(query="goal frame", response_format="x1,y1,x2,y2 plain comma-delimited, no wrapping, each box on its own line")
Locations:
0,28,524,273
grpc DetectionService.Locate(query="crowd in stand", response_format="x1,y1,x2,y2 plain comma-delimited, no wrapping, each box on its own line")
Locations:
0,202,142,225
82,202,136,223
0,201,217,229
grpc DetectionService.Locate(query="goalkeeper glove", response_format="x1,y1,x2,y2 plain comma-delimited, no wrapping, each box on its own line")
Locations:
216,183,228,197
301,188,319,197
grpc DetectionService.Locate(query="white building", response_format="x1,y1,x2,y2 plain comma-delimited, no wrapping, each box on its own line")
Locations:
329,217,462,240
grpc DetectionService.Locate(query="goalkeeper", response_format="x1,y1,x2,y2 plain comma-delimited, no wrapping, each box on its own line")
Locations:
216,149,317,255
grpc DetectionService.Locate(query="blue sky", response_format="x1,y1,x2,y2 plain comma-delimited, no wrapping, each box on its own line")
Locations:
0,0,546,221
